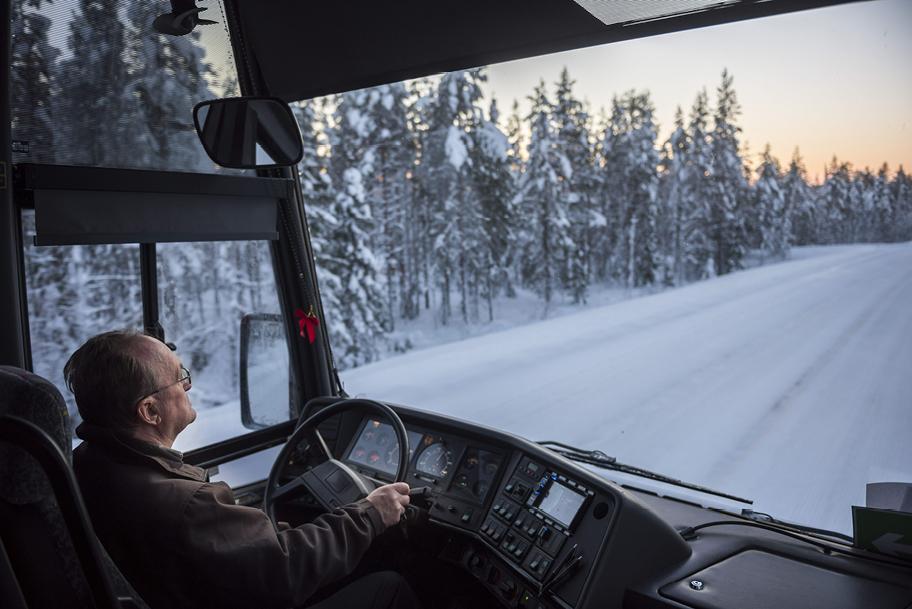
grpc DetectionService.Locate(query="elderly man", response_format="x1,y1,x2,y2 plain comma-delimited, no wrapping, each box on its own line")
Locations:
66,330,418,609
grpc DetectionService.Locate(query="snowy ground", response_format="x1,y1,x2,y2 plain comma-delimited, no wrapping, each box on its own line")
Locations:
187,243,912,534
341,242,912,534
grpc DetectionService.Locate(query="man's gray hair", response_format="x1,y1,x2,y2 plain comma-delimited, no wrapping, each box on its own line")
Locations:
63,330,164,430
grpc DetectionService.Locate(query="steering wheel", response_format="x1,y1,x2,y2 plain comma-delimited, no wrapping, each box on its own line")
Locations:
263,398,410,528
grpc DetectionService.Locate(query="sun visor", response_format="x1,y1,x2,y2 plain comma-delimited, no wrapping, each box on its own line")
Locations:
16,164,289,246
571,0,737,26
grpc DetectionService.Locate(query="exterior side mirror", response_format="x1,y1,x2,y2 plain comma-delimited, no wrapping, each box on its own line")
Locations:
193,97,303,169
239,313,294,429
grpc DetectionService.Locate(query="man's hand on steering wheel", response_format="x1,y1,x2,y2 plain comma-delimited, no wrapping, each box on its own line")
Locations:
367,482,411,527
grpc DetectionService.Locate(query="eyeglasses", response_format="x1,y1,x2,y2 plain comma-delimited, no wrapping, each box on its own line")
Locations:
135,365,191,404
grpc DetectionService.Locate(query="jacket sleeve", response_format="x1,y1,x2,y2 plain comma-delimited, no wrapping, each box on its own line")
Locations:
177,481,385,609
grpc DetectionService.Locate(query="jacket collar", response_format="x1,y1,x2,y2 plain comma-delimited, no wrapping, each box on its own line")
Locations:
75,422,208,482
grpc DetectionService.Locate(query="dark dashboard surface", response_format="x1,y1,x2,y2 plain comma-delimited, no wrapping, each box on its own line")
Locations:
288,399,912,609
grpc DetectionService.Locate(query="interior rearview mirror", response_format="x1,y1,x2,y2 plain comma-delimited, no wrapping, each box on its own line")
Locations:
239,313,294,429
193,97,303,169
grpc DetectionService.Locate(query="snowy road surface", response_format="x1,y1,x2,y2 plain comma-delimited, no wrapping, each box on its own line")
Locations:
340,243,912,534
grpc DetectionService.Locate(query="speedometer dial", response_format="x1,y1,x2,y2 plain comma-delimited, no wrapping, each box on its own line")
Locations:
415,442,453,478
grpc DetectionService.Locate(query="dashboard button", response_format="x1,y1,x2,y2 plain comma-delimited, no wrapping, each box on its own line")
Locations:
538,529,566,556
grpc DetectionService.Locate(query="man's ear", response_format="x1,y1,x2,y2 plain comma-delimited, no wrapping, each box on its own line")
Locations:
136,398,161,426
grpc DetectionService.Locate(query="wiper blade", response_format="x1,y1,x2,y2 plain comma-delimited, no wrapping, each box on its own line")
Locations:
740,509,854,544
536,440,753,505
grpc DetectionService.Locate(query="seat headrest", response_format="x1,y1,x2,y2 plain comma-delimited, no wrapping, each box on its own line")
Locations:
0,366,71,504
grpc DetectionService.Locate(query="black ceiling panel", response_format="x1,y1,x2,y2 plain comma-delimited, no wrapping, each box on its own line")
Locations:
232,0,867,102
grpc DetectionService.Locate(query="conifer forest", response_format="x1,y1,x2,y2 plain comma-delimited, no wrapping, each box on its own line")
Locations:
11,1,912,412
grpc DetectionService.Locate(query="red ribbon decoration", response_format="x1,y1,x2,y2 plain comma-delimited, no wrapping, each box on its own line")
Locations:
294,306,320,344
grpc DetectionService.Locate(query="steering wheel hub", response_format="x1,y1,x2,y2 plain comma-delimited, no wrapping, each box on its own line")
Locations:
263,398,409,526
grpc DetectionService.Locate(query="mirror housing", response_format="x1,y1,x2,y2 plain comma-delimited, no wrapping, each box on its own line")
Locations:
239,313,294,429
193,97,303,169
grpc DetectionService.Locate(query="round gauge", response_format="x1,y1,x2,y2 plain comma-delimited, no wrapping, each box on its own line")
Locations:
368,451,381,465
415,442,453,478
352,446,367,461
454,474,469,489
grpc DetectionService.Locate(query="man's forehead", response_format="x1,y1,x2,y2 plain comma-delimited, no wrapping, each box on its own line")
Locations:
136,336,180,369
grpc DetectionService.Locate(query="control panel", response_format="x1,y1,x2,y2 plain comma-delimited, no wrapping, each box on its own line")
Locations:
480,456,595,587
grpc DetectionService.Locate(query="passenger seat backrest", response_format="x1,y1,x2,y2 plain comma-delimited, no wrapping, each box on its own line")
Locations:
0,365,92,608
0,366,149,609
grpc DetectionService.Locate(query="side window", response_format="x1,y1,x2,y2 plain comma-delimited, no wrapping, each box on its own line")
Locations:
156,240,290,452
21,213,293,448
21,210,143,433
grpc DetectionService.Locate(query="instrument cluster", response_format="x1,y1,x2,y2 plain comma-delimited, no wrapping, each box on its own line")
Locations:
343,417,504,506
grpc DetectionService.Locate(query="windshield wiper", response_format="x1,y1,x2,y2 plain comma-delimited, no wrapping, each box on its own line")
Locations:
536,440,753,505
740,509,854,544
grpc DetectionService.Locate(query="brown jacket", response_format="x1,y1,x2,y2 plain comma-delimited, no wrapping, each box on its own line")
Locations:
73,423,385,609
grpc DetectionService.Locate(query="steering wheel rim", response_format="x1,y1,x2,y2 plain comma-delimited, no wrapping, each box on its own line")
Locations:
263,398,409,527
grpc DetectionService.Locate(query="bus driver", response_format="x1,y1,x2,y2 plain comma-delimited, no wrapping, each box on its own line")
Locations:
65,330,420,609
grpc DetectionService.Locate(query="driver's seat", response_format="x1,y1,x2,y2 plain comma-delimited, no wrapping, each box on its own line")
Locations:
0,365,150,609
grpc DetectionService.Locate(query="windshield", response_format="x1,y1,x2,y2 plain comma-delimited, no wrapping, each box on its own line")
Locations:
301,0,911,535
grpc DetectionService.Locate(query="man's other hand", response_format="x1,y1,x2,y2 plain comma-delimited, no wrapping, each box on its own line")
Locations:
367,482,410,528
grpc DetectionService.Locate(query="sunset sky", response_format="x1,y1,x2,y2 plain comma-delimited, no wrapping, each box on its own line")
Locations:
483,0,912,182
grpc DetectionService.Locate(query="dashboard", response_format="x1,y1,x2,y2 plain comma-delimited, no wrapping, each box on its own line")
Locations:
287,400,912,609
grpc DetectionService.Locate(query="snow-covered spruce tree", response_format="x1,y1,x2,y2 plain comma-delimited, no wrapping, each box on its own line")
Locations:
619,91,660,287
414,69,485,325
327,91,387,367
594,96,626,282
57,0,131,166
784,149,816,246
889,166,912,241
518,80,572,308
503,99,526,295
854,168,877,242
124,0,212,171
11,0,58,164
294,100,345,352
707,70,749,275
400,77,436,320
754,145,790,259
599,91,660,287
359,83,416,330
681,89,715,280
872,164,893,242
505,99,526,173
656,107,688,285
552,68,596,302
468,97,516,321
818,157,854,244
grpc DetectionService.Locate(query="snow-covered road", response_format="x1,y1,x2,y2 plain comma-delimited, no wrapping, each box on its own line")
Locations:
344,243,912,534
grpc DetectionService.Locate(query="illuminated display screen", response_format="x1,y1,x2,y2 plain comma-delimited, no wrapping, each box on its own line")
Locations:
536,480,586,527
347,419,423,476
